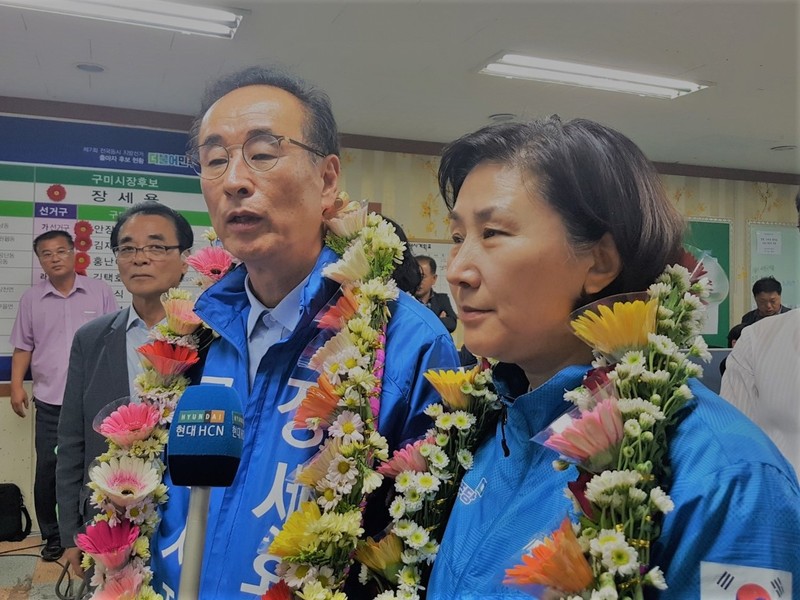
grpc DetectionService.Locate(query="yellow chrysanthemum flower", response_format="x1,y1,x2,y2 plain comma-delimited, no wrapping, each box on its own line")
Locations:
355,533,404,582
424,367,479,410
268,502,322,558
571,298,658,361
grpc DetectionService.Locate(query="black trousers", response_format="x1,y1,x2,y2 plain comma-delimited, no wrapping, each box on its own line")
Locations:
33,399,61,542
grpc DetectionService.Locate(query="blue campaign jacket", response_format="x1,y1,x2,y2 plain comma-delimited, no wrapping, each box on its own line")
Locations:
428,363,800,600
151,248,459,599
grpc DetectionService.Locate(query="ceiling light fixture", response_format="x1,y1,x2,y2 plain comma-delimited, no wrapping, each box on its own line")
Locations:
481,53,708,100
0,0,242,39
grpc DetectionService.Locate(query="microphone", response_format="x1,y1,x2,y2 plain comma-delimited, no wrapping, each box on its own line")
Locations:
167,384,244,600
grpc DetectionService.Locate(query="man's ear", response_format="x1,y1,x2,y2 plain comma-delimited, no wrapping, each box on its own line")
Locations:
583,232,622,295
319,154,341,213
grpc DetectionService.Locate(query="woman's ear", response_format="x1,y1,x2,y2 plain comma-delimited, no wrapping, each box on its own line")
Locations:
583,232,622,295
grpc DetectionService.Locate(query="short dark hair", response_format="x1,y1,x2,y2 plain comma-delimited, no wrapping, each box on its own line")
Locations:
33,230,73,255
188,65,339,159
439,116,685,301
382,217,422,295
110,202,194,251
752,276,782,296
727,323,747,347
416,255,437,275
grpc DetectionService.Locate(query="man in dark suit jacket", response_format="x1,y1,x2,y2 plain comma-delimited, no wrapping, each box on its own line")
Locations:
415,255,457,333
56,202,196,576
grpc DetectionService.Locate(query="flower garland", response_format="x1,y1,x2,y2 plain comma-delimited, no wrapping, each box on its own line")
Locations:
76,231,234,600
264,196,405,600
505,258,715,599
358,363,502,600
264,196,504,600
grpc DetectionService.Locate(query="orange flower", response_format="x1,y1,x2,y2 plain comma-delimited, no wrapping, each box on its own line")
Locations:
505,517,593,593
137,340,199,376
355,533,403,582
317,285,360,330
294,374,341,429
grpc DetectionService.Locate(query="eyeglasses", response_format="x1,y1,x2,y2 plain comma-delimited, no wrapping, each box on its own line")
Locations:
39,248,73,261
113,244,181,262
188,133,327,180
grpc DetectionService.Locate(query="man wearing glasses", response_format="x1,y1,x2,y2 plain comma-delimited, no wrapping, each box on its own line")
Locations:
150,66,458,598
56,202,199,577
9,230,117,561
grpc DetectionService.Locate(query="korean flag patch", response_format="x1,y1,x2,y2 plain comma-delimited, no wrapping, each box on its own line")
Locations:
701,561,792,599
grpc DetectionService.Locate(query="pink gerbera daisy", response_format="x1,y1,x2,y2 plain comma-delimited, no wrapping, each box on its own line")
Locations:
92,563,144,600
543,398,624,470
75,519,139,571
377,437,431,478
161,295,203,336
185,246,234,281
99,403,160,447
90,456,159,507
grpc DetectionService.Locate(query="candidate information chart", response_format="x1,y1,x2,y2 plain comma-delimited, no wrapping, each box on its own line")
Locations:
0,163,209,358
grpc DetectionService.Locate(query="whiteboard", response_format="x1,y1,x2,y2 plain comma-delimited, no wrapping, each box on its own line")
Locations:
749,222,800,308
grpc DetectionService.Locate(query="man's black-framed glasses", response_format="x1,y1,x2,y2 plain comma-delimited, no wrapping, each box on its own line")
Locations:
113,244,181,262
188,133,327,180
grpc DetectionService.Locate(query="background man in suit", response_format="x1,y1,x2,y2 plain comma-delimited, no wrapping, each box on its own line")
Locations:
721,190,800,474
740,276,791,325
10,230,117,561
415,255,457,332
56,202,193,576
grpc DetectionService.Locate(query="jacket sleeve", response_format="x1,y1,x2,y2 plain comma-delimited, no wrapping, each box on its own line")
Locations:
655,462,800,598
56,329,89,547
435,293,458,333
719,328,757,421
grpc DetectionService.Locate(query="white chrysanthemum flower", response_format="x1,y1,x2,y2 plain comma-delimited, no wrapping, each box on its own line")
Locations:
648,333,679,357
602,541,639,576
322,239,371,284
452,411,476,431
424,403,444,418
316,480,342,512
588,528,626,556
282,562,319,588
624,419,642,438
390,497,407,519
406,526,430,550
590,588,619,600
435,432,449,446
395,471,414,493
648,281,671,298
362,469,384,494
682,291,704,311
638,412,656,428
326,455,358,488
650,486,675,514
619,351,647,377
309,330,360,376
641,370,670,387
360,277,400,302
374,592,399,600
689,335,712,362
628,487,647,504
358,563,370,586
585,470,642,505
420,540,439,561
664,264,691,290
394,519,415,538
400,549,418,565
415,472,441,494
456,449,474,470
435,413,455,430
617,397,665,421
685,362,703,378
564,387,593,411
427,447,450,469
644,566,668,590
674,384,693,401
329,411,365,445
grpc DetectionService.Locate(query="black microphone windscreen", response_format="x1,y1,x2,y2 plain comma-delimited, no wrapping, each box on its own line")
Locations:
167,384,244,487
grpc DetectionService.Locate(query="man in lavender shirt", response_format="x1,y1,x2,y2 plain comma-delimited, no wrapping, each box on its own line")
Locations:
9,229,117,561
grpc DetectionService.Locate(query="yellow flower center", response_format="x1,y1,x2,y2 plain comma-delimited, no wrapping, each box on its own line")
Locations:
342,422,356,435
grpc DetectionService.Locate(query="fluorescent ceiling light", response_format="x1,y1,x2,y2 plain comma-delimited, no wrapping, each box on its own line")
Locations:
481,54,708,99
0,0,242,39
